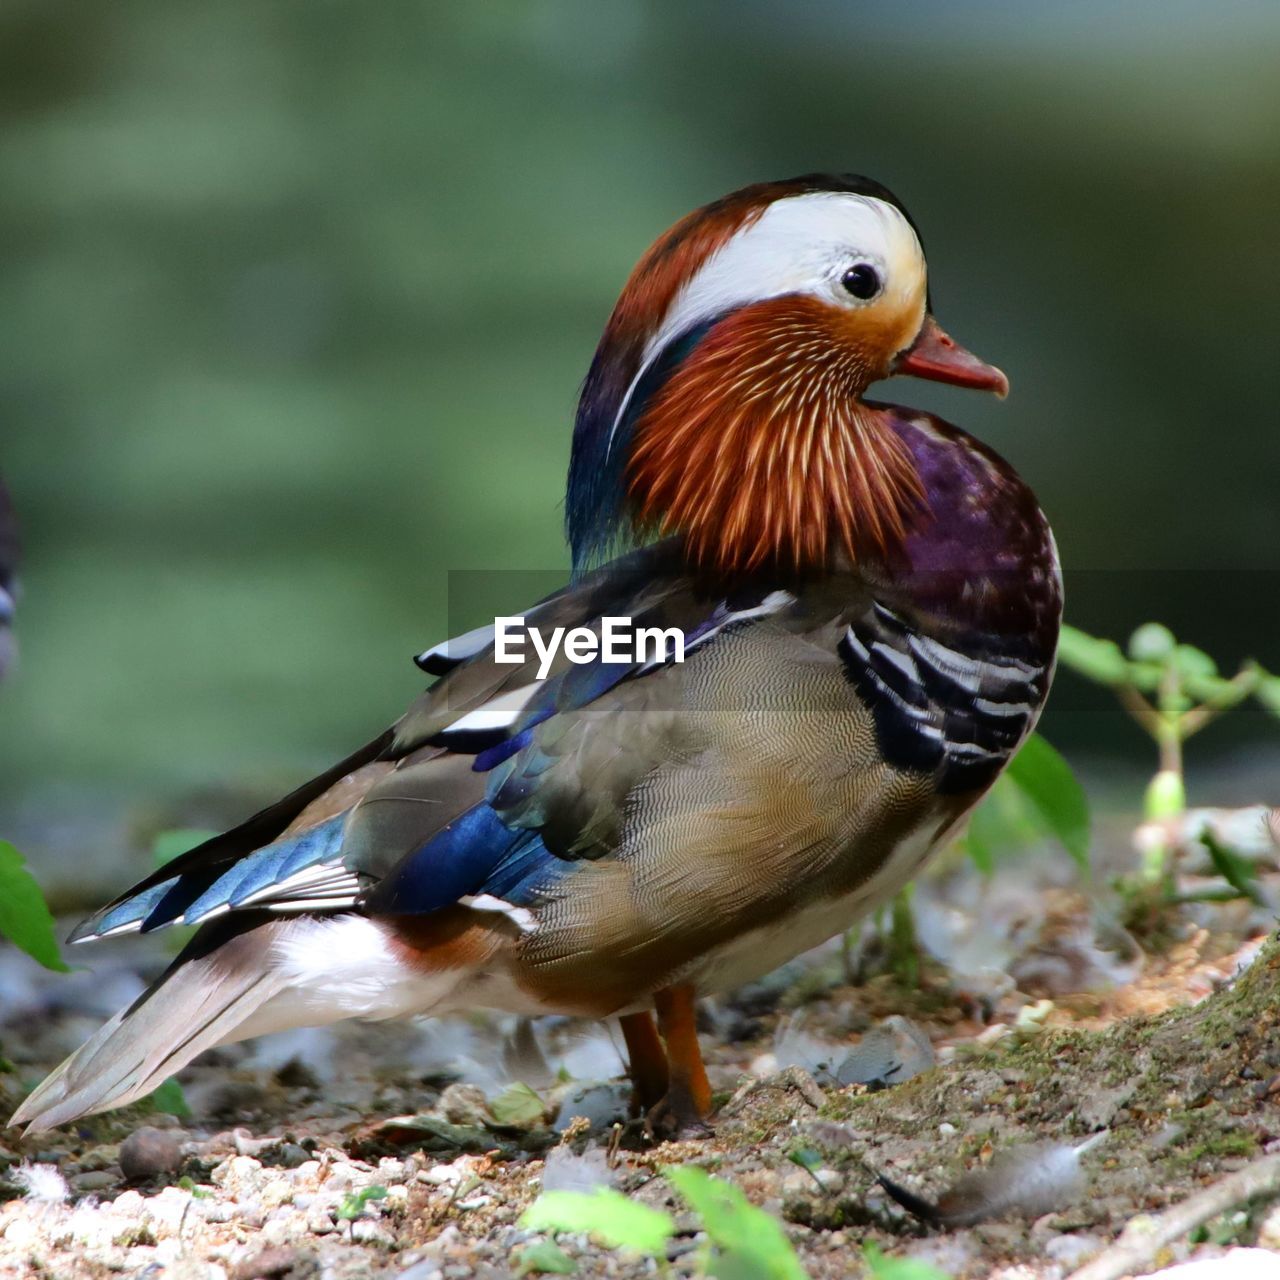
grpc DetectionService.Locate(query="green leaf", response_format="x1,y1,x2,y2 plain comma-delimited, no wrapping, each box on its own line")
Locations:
1171,643,1217,681
521,1189,675,1257
146,1077,191,1118
1056,625,1129,686
1126,661,1165,693
515,1240,577,1276
1182,673,1237,704
787,1147,822,1175
665,1165,808,1279
1255,675,1280,719
152,828,220,867
960,823,992,876
0,841,70,972
1004,735,1091,873
863,1241,951,1280
488,1082,547,1129
337,1184,388,1221
1202,832,1266,906
962,775,1041,873
1128,622,1176,663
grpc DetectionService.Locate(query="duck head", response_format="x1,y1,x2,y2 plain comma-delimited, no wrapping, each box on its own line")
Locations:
566,174,1007,575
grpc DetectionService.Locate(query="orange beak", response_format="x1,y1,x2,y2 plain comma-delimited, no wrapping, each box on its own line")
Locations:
892,315,1009,399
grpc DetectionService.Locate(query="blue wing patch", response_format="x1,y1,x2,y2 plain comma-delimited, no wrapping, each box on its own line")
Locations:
127,813,351,933
363,802,566,916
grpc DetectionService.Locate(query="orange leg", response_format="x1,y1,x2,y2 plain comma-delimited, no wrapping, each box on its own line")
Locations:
619,1010,669,1113
651,984,713,1136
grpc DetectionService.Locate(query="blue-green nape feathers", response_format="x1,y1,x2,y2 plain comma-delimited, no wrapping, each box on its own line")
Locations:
565,319,716,573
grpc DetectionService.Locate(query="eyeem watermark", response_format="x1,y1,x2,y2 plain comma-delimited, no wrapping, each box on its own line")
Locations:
494,616,685,679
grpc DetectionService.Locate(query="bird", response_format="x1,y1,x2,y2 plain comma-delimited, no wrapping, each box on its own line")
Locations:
11,174,1061,1136
0,478,18,680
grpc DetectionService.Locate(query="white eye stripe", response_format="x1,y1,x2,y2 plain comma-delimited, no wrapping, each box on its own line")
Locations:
645,192,923,367
604,193,925,465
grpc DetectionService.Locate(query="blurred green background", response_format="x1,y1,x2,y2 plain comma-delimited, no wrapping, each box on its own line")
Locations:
1,1,1277,889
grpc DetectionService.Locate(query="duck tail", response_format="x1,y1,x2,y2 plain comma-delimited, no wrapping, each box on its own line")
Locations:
10,919,288,1134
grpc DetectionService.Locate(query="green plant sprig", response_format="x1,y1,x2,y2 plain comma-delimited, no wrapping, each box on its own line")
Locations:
1057,621,1280,893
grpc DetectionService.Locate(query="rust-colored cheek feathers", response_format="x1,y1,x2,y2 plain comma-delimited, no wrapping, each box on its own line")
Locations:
626,297,925,574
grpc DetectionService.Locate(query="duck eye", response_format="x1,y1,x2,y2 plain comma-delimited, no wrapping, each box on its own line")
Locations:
841,263,882,301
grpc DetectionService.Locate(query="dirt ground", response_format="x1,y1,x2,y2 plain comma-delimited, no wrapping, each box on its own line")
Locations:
3,837,1280,1280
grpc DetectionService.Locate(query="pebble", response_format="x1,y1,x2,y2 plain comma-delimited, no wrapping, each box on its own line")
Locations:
351,1219,396,1246
211,1156,267,1199
420,1163,466,1187
439,1083,489,1127
395,1265,444,1280
228,1245,308,1280
1044,1233,1105,1267
74,1145,120,1173
120,1127,184,1182
1258,1201,1280,1248
72,1170,119,1193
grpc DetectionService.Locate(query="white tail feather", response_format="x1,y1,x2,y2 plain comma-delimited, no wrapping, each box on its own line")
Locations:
10,926,288,1133
10,914,473,1133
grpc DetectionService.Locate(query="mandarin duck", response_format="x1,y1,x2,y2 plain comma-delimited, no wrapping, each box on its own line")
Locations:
12,175,1061,1136
0,478,18,679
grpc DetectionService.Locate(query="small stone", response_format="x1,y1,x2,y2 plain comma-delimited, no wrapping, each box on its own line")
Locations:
274,1144,310,1169
157,1259,227,1280
1259,1202,1280,1249
351,1218,396,1246
229,1245,315,1280
120,1126,184,1182
72,1169,119,1193
1044,1234,1105,1267
274,1058,321,1089
439,1083,489,1126
804,1121,858,1151
75,1144,121,1173
395,1265,443,1280
420,1162,465,1187
211,1155,266,1198
115,1189,147,1215
1078,1082,1135,1131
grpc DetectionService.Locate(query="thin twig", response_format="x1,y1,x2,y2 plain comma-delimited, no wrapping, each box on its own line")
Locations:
1180,665,1263,740
1067,1153,1280,1280
1114,684,1164,739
